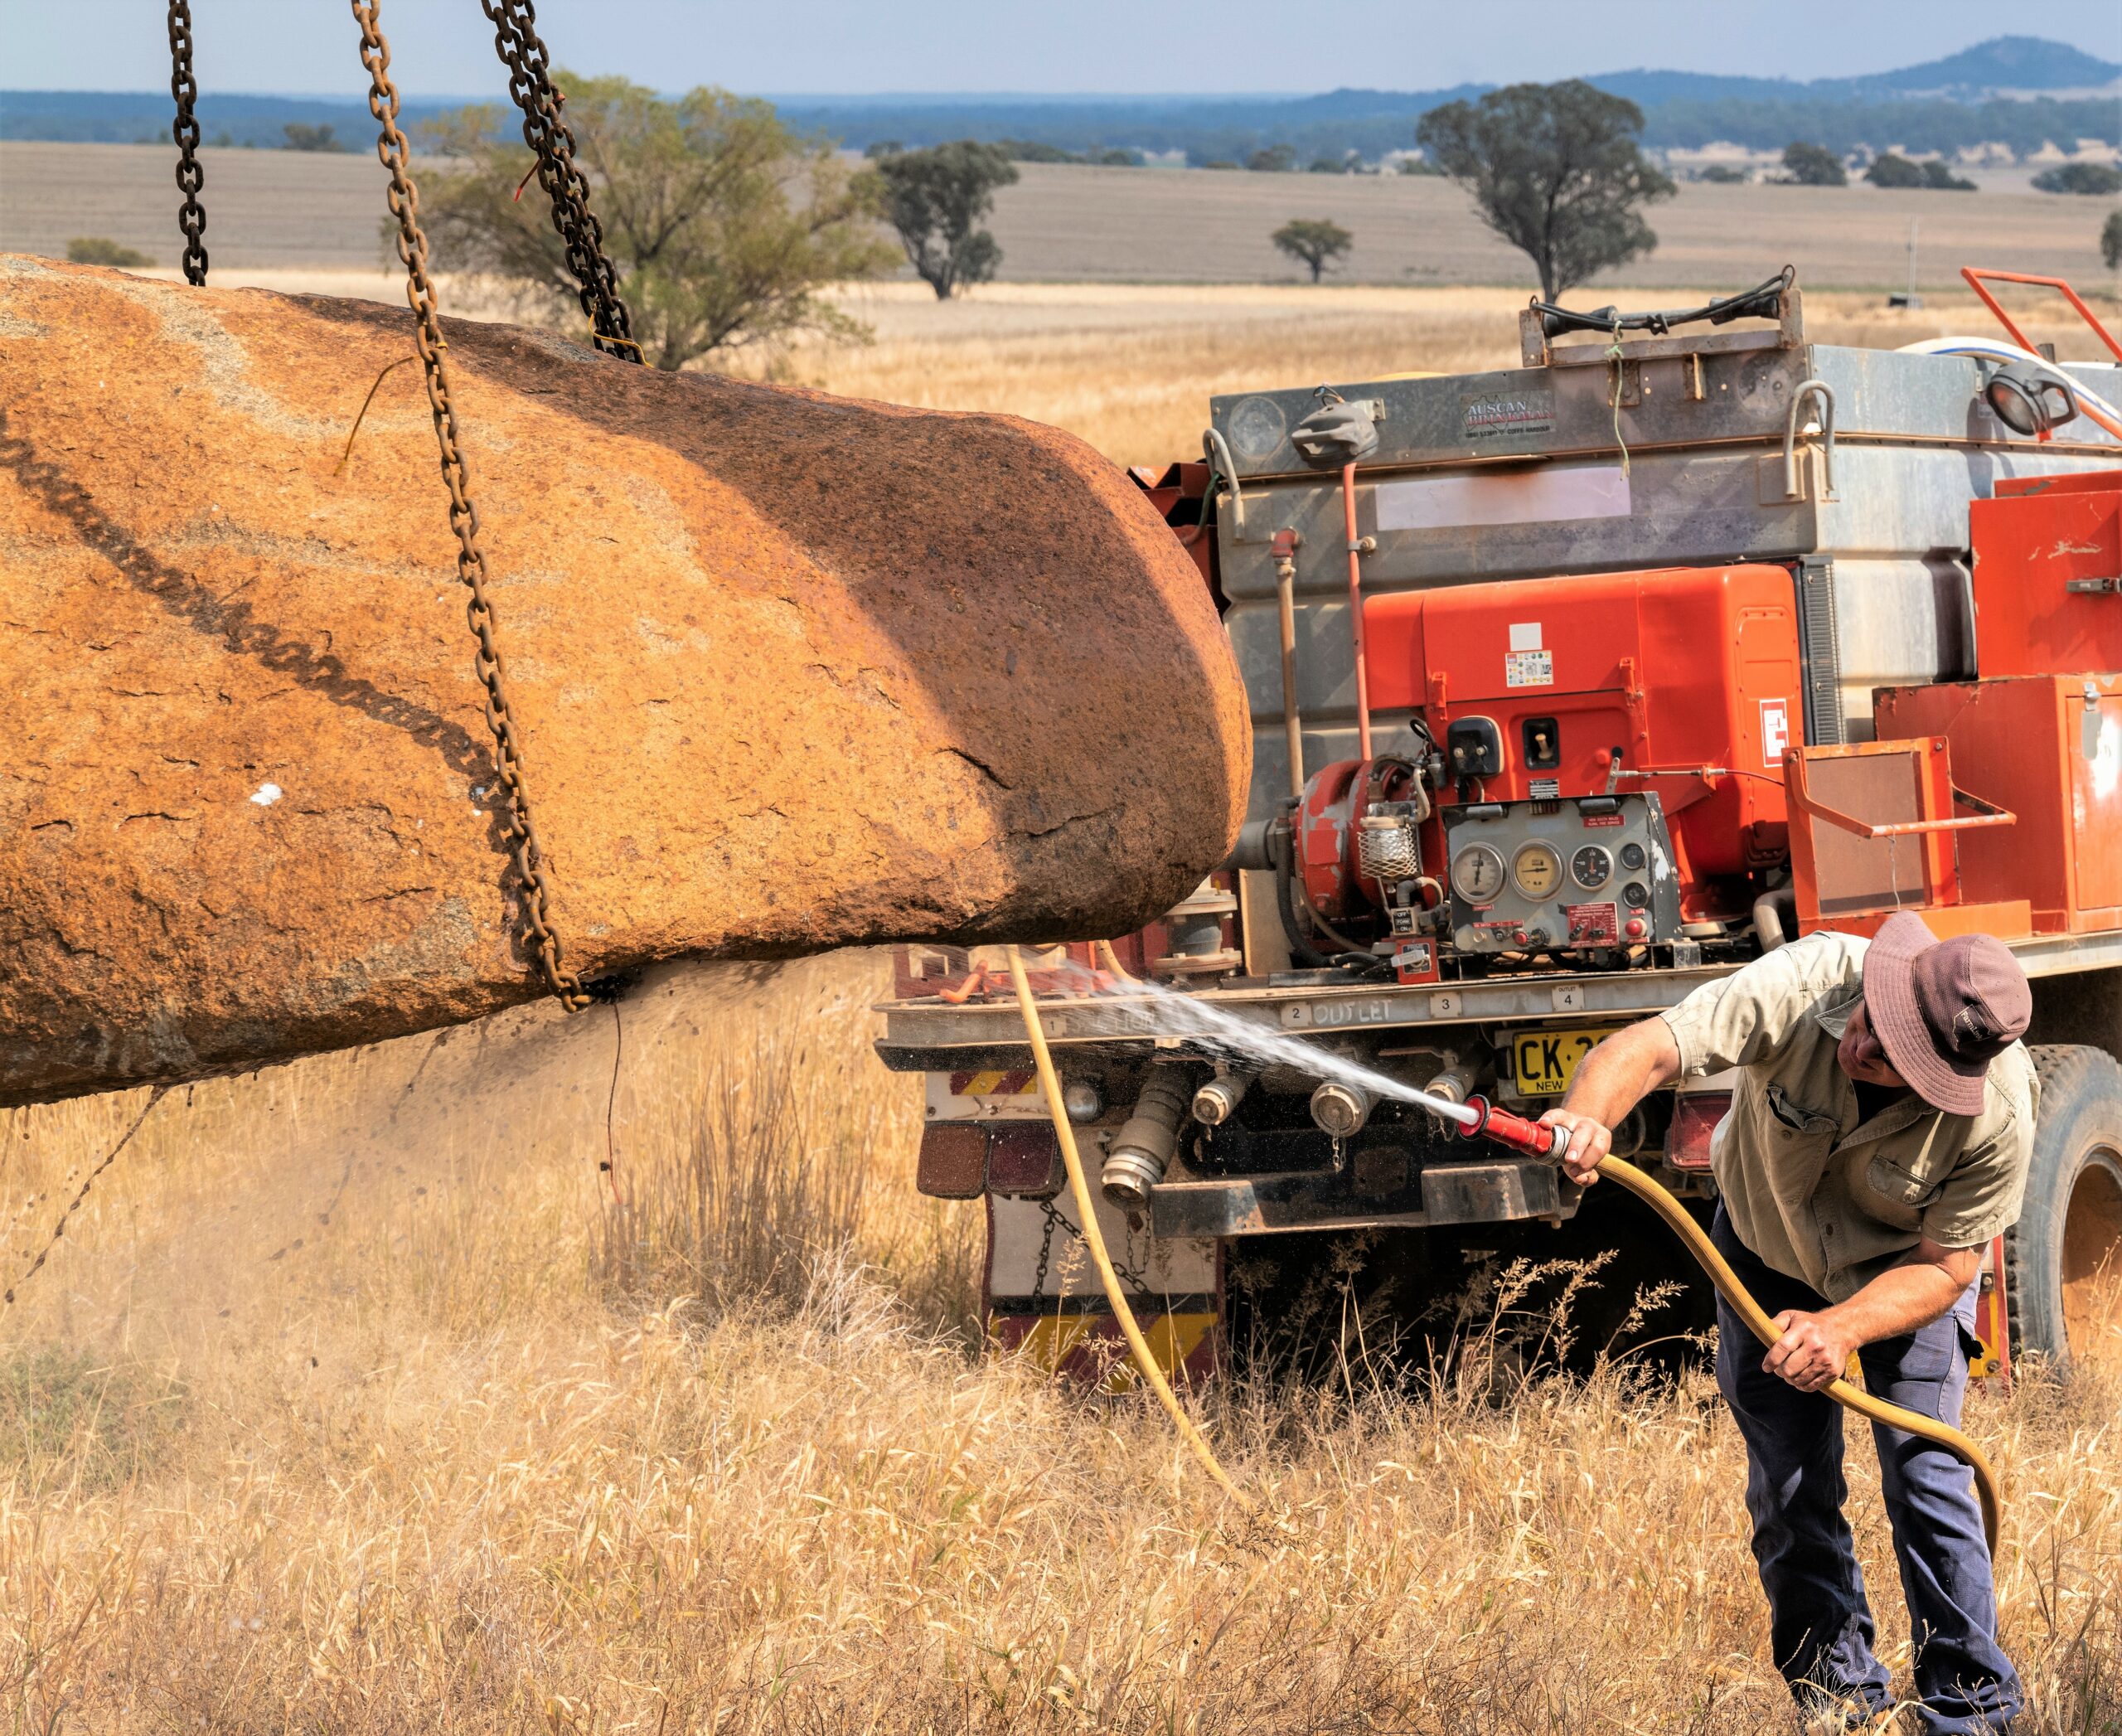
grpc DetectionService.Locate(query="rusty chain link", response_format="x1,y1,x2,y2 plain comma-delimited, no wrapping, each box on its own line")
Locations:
167,0,208,284
351,0,591,1012
479,0,641,362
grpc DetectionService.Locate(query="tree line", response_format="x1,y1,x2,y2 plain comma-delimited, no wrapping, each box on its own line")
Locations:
343,73,2120,372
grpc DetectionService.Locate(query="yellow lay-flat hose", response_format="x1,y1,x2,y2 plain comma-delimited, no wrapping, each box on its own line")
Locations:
1592,1153,2002,1555
1021,947,2001,1552
1006,948,1254,1511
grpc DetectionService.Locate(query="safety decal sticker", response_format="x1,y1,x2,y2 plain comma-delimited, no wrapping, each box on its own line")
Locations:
1759,697,1790,768
1505,650,1554,688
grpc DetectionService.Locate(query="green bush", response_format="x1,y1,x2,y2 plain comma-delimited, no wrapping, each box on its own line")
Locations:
283,122,347,153
2033,162,2122,196
1782,141,1846,186
998,138,1079,164
65,235,153,268
1867,153,1975,191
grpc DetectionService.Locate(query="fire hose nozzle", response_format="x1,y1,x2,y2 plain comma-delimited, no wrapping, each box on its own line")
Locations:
1456,1094,1571,1163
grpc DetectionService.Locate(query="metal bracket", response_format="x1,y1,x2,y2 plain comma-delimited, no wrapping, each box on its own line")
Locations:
1784,379,1838,502
1202,425,1248,541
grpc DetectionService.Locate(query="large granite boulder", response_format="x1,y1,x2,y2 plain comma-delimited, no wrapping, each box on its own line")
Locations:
0,257,1248,1104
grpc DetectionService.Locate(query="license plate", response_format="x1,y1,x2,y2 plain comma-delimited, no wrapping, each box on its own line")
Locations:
1508,1026,1618,1097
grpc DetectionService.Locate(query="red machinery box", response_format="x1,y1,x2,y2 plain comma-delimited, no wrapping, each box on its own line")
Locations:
1969,468,2122,680
1364,564,1801,880
1875,674,2122,935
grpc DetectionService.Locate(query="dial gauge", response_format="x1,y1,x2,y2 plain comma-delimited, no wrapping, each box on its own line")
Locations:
1513,841,1564,900
1451,843,1507,904
1571,844,1614,891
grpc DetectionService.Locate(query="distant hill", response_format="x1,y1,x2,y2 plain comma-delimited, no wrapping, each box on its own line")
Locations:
769,34,2118,163
1839,32,2120,96
4,34,2115,163
0,89,468,150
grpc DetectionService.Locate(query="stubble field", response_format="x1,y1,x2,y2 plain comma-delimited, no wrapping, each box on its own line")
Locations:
2,141,2114,290
4,250,2122,1733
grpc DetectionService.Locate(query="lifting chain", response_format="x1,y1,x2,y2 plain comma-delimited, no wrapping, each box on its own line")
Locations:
351,0,591,1012
167,0,207,284
479,0,641,362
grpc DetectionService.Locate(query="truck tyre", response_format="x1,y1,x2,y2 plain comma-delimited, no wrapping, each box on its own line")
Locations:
2008,1045,2122,1375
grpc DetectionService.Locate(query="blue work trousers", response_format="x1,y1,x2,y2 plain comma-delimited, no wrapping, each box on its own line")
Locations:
1712,1207,2021,1734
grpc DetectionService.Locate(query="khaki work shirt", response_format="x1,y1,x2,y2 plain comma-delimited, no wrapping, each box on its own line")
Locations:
1659,931,2035,1304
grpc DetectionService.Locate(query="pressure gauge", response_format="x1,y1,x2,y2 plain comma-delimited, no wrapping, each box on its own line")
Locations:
1571,844,1614,891
1451,842,1507,904
1512,841,1564,900
1619,841,1648,872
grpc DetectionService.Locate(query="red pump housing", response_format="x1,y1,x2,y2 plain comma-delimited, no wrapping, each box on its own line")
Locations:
1364,565,1805,918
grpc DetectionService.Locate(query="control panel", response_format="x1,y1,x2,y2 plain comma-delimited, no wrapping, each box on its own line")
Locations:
1443,794,1685,954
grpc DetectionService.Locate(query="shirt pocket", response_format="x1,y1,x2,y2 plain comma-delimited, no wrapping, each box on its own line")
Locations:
1863,1145,1955,1228
1765,1084,1837,1136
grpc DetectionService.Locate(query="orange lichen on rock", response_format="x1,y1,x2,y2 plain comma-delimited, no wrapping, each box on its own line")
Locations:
0,257,1248,1104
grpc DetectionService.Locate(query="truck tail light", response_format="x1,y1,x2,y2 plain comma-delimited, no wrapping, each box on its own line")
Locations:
916,1123,987,1198
986,1124,1063,1197
1666,1092,1732,1171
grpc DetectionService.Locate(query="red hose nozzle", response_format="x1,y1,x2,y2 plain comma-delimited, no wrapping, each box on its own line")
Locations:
1456,1094,1571,1162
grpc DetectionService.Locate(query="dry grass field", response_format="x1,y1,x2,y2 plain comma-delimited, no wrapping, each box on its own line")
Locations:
4,956,2118,1734
762,282,2122,468
5,277,2122,1732
4,141,2117,289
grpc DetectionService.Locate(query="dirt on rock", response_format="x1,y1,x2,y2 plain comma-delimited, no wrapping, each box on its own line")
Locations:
0,256,1248,1105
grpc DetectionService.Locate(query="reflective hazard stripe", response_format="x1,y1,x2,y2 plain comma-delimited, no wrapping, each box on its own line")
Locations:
994,1312,1218,1392
948,1068,1037,1097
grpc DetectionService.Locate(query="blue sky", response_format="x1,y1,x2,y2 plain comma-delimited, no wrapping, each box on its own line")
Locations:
0,2,2113,96
2,1,2117,96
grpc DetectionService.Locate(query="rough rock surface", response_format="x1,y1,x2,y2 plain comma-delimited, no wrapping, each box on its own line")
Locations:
0,257,1248,1104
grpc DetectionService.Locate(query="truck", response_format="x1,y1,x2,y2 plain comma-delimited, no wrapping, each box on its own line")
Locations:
880,268,2122,1385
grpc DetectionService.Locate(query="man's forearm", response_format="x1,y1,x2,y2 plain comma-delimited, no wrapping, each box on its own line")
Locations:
1560,1020,1680,1125
1540,1016,1684,1183
1822,1257,1971,1348
1761,1240,1979,1390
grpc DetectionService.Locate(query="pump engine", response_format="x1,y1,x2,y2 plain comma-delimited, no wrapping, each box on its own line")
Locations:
1271,563,1805,980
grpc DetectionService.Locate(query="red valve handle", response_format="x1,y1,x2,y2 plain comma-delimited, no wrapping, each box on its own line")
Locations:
1456,1094,1572,1162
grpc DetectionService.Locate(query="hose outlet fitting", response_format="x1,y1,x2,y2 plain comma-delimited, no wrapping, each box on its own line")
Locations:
1424,1062,1476,1106
1310,1079,1373,1138
1192,1071,1251,1127
1101,1059,1194,1208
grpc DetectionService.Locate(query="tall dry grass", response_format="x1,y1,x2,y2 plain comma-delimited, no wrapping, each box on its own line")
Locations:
4,952,2117,1733
5,290,2121,1731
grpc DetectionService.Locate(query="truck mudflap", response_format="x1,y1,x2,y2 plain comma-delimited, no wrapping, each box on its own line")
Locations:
985,1192,1223,1389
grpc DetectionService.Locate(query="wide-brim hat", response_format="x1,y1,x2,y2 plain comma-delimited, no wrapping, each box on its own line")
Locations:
1862,911,2030,1118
